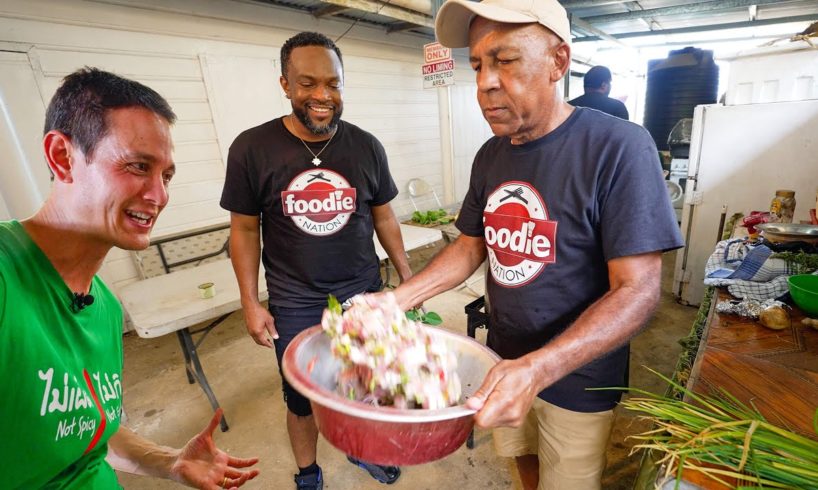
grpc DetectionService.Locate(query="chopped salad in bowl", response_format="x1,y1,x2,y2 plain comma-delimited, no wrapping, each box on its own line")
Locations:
281,301,500,465
321,293,461,410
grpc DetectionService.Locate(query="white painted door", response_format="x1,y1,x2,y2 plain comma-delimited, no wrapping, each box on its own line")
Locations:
200,54,286,166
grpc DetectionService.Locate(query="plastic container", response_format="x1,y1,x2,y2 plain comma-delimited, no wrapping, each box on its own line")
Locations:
644,47,719,150
814,189,818,223
788,274,818,317
198,282,216,299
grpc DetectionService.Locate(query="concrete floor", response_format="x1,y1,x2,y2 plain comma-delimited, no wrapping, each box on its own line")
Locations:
117,245,696,489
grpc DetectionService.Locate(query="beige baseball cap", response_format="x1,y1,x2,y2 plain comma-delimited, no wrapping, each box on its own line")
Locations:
435,0,571,48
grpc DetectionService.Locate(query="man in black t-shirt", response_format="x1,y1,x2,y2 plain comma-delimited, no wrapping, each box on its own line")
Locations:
389,0,682,489
569,65,630,120
220,32,407,490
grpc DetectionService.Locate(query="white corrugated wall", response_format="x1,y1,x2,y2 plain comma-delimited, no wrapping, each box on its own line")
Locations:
0,0,491,296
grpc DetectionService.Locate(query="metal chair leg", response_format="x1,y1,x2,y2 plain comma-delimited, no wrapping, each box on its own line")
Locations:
464,296,489,450
176,332,195,384
176,329,229,432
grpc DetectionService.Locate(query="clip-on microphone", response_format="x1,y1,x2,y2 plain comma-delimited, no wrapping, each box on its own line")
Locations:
71,292,95,313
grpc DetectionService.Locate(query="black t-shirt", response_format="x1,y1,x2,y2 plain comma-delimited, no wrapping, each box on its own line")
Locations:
220,117,398,308
569,92,630,120
456,107,683,412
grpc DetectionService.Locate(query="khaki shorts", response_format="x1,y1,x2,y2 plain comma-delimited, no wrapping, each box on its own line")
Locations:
493,398,615,490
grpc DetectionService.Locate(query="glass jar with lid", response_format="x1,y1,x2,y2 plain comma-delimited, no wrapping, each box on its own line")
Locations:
769,190,796,223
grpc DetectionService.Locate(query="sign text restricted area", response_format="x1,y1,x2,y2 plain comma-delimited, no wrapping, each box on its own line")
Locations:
421,59,455,89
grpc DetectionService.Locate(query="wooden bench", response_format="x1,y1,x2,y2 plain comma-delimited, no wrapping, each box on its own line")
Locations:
119,223,442,431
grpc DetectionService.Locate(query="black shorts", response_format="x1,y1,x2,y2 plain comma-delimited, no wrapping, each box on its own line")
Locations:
270,279,383,417
270,304,325,417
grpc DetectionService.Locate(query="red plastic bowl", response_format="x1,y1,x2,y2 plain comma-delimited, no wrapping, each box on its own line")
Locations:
282,325,500,466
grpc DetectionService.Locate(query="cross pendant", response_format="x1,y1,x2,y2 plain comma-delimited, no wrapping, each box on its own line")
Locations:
312,157,322,166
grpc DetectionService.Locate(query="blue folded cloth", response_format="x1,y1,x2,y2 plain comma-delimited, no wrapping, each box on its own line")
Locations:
704,239,793,300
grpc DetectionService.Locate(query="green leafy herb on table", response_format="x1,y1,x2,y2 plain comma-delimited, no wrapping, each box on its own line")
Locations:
405,308,443,326
771,251,818,275
411,209,453,226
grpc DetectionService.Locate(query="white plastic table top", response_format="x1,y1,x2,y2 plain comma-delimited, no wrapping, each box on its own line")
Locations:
374,223,442,260
119,259,266,339
120,224,443,339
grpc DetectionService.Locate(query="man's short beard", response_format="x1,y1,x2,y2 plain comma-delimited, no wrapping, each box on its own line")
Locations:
293,105,342,136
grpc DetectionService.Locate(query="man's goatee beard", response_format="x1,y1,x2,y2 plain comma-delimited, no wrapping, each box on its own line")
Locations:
293,106,342,136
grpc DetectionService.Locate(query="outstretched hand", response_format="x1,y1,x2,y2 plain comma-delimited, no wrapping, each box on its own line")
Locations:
170,409,260,489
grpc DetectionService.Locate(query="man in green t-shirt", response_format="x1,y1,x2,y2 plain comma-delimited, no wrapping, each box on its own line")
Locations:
0,68,259,489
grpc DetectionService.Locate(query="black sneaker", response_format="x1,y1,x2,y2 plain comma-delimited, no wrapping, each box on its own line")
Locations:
347,456,401,484
294,466,323,490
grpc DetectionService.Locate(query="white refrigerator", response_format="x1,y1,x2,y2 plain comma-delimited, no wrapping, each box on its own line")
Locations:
672,100,818,306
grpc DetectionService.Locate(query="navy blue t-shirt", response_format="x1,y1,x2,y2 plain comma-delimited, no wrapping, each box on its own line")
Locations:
456,107,683,412
569,92,630,120
220,117,398,308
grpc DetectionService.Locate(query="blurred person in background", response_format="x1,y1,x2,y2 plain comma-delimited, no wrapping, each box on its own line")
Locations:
569,65,630,120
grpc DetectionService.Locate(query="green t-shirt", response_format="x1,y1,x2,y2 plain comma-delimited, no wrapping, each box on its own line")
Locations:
0,221,123,489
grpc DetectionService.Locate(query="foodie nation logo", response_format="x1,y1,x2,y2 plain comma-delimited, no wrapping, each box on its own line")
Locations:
483,181,557,287
281,169,357,236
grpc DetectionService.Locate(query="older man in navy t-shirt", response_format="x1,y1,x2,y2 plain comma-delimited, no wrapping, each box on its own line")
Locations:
389,0,682,488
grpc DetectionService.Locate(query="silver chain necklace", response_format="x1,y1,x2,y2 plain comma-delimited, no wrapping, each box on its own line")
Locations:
290,114,335,166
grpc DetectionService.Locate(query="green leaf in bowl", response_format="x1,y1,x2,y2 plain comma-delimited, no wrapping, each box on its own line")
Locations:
422,311,443,325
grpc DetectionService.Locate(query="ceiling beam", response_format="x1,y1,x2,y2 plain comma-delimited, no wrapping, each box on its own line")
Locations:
571,15,634,49
312,4,350,17
386,21,419,33
595,32,782,50
623,1,660,33
315,0,433,27
562,0,631,8
573,14,818,42
583,0,785,24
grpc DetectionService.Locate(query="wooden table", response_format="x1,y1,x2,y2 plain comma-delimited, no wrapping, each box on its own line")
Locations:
688,290,818,441
662,289,818,488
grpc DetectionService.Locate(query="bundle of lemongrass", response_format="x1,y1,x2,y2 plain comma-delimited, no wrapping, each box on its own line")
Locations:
620,370,818,489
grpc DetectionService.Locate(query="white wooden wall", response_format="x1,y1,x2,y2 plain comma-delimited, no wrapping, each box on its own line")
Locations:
0,0,490,294
0,51,52,219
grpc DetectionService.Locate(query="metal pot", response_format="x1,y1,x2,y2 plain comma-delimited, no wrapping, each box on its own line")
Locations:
282,324,500,465
757,223,818,245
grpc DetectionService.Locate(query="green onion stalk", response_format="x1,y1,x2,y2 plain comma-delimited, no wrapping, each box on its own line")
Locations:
618,369,818,489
